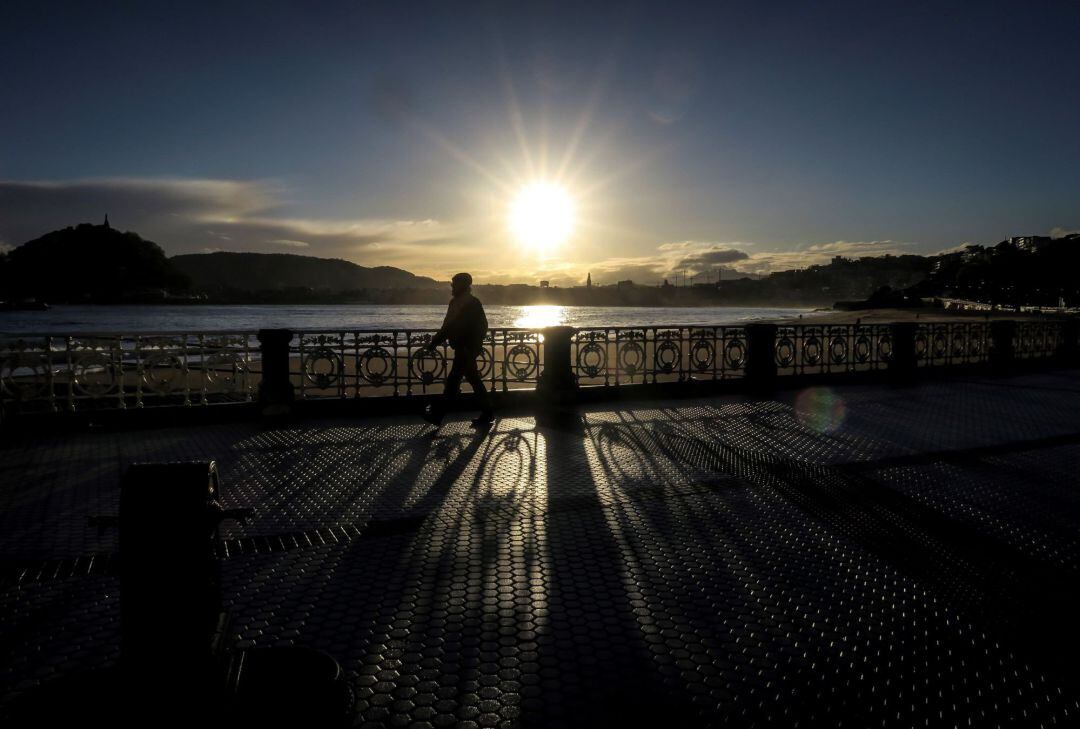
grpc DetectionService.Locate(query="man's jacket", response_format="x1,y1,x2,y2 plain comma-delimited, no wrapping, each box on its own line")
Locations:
431,293,488,352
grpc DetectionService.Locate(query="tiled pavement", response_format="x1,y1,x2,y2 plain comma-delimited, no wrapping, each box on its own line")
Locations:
2,371,1080,726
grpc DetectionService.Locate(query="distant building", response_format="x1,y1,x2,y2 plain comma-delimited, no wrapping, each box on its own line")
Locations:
617,279,633,289
586,272,592,288
1006,235,1052,252
539,280,550,288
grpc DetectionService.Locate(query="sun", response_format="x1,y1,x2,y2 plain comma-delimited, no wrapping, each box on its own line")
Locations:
509,182,575,255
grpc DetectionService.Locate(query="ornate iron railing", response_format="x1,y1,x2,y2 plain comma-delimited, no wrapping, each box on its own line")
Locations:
0,332,258,412
913,322,991,367
571,326,748,386
1,319,1075,417
1014,321,1064,360
773,324,895,376
290,328,543,399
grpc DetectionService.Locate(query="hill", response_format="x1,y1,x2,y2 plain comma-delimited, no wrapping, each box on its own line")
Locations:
170,252,440,295
0,220,189,303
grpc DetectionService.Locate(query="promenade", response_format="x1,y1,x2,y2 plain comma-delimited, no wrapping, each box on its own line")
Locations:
3,370,1080,726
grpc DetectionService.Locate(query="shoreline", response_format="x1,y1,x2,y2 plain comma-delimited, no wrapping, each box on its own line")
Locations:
781,307,1056,325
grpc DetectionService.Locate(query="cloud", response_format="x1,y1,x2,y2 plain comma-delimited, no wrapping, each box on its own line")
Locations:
735,240,916,274
0,178,451,265
933,242,979,255
502,238,918,287
1050,227,1078,238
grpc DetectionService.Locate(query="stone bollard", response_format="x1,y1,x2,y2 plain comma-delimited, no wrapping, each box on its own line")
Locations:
989,320,1017,373
888,322,918,384
744,323,778,394
258,328,295,415
537,326,579,405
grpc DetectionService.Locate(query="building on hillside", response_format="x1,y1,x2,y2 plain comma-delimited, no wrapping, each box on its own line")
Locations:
1006,235,1052,252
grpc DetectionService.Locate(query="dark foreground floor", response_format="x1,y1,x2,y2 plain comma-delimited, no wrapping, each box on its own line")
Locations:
2,371,1080,727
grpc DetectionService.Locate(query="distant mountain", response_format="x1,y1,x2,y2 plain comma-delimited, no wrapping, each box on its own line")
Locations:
0,220,189,303
170,252,440,293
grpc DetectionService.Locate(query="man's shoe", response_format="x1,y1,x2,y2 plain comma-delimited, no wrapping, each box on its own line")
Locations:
422,407,444,427
471,413,495,429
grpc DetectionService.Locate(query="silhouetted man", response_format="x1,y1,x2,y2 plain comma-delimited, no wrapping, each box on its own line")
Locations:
422,272,494,428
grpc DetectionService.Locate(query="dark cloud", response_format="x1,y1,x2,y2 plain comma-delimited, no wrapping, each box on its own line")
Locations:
675,247,749,270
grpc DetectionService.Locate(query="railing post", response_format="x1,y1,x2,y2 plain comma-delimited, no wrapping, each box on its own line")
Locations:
989,320,1017,373
1057,317,1079,366
888,323,918,384
258,328,295,415
537,326,578,404
744,323,777,393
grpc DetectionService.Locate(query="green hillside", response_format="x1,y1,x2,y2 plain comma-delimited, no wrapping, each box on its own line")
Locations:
170,252,440,294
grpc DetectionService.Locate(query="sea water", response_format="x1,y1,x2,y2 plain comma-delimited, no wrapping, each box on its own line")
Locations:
0,304,813,334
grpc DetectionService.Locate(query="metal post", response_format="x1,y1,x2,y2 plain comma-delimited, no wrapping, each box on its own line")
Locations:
1057,317,1079,366
537,326,578,404
990,320,1017,373
258,328,295,415
744,323,777,393
889,322,918,384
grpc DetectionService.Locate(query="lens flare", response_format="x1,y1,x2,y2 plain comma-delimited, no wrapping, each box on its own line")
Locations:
794,387,846,434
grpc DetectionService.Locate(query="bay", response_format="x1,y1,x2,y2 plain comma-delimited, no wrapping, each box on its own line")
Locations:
0,304,813,334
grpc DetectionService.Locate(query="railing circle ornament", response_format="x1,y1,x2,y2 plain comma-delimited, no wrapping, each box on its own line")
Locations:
914,332,928,360
205,351,248,392
775,336,795,367
951,333,966,357
971,333,984,355
1,353,50,401
142,353,185,394
618,340,645,376
690,338,714,371
724,338,747,369
577,342,607,378
932,332,947,358
803,336,822,366
854,334,872,363
654,340,681,374
1020,329,1034,354
505,344,538,381
475,347,493,380
878,333,893,361
410,348,445,385
72,352,118,397
303,346,342,389
359,346,396,385
829,335,848,364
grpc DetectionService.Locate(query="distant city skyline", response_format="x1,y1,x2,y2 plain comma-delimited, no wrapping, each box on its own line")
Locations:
1,1,1077,286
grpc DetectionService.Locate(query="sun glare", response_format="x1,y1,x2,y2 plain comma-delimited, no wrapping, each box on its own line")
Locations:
509,182,575,254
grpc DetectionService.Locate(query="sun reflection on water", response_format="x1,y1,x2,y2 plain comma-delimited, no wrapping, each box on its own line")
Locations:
512,305,567,329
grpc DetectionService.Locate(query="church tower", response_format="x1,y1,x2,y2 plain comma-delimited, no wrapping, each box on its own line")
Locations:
586,272,592,288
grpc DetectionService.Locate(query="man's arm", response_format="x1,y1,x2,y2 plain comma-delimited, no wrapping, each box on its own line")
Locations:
427,301,457,349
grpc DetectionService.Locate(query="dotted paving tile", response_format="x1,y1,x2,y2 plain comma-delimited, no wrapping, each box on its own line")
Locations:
2,371,1080,726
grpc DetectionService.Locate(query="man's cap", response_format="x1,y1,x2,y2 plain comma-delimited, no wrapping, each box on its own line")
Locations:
452,272,473,287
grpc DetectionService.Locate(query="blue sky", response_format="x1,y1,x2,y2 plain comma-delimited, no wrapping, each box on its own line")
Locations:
1,1,1077,284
